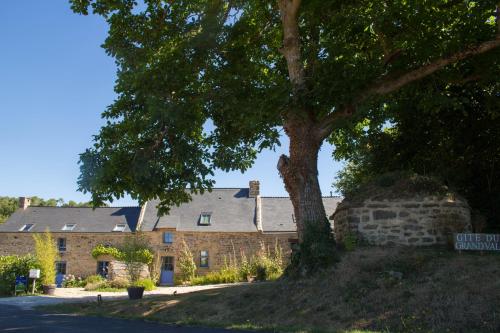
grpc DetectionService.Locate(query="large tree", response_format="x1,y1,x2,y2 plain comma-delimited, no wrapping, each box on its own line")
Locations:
71,0,500,270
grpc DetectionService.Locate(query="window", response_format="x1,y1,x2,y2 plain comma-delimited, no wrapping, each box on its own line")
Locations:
199,212,212,226
19,224,34,232
200,250,209,268
163,232,174,244
57,238,66,252
113,224,126,232
162,256,174,271
97,261,110,278
62,224,76,231
55,261,67,275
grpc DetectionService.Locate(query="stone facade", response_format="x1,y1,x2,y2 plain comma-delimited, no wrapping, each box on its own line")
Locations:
0,230,295,279
332,196,472,246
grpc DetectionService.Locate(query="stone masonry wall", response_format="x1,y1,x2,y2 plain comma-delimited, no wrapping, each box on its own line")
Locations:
333,196,471,246
0,233,128,277
148,230,294,276
0,231,295,278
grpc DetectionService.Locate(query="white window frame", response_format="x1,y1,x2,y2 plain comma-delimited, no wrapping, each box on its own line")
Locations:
113,224,126,232
62,224,76,231
200,250,209,268
199,212,212,226
19,224,34,232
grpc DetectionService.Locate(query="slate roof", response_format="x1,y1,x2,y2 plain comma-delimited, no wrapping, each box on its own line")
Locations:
141,188,258,232
261,197,342,232
0,206,141,233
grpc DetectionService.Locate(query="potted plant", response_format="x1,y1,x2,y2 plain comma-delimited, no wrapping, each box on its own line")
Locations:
32,231,58,295
118,233,154,300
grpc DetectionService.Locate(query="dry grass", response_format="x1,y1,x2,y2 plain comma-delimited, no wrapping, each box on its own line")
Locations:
41,247,500,333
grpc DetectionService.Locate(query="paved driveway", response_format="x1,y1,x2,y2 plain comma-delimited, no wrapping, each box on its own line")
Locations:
0,283,245,309
0,304,250,333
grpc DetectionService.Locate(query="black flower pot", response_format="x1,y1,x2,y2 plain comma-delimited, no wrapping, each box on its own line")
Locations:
127,286,145,300
42,284,56,295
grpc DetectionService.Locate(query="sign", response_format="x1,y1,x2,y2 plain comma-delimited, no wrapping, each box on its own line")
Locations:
15,276,27,293
29,269,40,279
454,233,500,251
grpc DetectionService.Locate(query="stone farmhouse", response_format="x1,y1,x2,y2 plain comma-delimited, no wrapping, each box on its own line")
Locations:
0,181,341,285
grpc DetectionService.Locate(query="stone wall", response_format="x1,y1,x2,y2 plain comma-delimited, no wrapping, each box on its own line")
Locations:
148,230,294,275
332,196,471,246
0,230,295,278
0,233,128,277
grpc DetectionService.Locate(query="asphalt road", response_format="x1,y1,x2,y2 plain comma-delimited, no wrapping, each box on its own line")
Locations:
0,304,250,333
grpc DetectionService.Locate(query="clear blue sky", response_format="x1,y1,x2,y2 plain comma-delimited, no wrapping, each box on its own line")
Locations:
0,1,343,206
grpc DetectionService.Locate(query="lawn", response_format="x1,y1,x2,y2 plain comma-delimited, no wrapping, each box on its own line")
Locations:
40,247,500,333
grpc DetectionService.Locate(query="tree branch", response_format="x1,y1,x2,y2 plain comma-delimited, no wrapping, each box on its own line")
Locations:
317,37,500,139
278,0,305,91
356,37,500,104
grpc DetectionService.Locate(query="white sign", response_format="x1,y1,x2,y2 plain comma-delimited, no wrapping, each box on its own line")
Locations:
29,269,40,279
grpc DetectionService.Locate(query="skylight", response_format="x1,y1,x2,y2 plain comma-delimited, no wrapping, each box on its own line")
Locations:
19,224,34,232
113,224,126,232
199,212,212,226
62,224,76,231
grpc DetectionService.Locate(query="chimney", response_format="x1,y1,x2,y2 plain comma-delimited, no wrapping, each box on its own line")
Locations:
19,197,31,210
249,180,260,198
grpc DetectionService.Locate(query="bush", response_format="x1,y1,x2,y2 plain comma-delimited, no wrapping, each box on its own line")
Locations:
109,278,128,289
133,278,156,291
191,266,240,285
84,281,108,291
178,239,197,283
84,274,105,285
62,274,85,288
0,255,40,296
33,231,58,285
190,241,285,285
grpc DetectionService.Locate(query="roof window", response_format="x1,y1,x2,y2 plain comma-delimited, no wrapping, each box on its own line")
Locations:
62,224,76,231
19,224,34,232
113,224,126,232
199,212,212,226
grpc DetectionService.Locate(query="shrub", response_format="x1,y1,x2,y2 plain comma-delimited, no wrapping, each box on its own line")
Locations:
190,266,240,285
109,278,128,289
84,274,105,285
84,281,108,291
0,255,40,296
62,274,85,288
178,239,196,283
91,244,122,260
32,231,58,285
133,278,156,291
117,233,153,284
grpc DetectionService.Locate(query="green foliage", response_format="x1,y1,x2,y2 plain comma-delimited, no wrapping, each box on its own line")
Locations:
118,233,153,284
109,278,128,289
91,244,123,260
343,233,358,252
62,274,86,288
0,197,18,224
84,274,105,285
32,231,58,285
69,0,500,216
0,255,40,296
288,220,338,276
191,242,285,285
177,239,197,283
333,80,500,231
133,278,156,291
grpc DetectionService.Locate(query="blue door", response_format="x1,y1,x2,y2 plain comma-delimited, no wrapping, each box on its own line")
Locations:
160,256,174,285
55,274,64,287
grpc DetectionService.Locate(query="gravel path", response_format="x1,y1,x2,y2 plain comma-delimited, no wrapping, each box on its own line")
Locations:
0,283,246,309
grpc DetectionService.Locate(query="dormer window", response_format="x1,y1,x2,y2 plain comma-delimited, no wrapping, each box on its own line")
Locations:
113,224,126,232
199,212,212,226
62,224,76,231
19,224,34,232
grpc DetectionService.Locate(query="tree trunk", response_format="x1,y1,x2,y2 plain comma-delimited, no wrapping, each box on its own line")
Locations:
278,119,326,240
278,118,337,274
